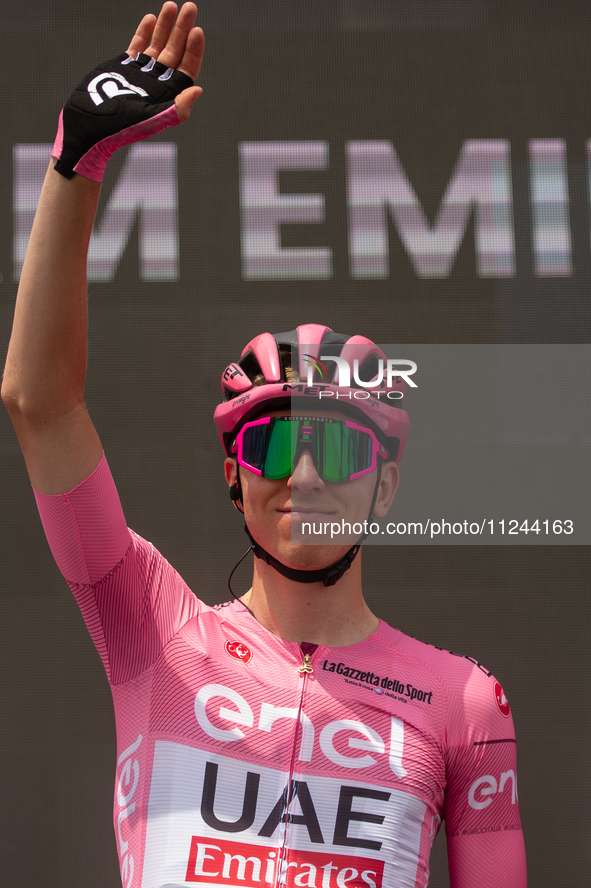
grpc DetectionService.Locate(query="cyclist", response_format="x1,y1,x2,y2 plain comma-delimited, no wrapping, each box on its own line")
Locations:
1,4,526,887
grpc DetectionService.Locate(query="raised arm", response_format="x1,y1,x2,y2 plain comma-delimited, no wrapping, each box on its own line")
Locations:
1,2,203,494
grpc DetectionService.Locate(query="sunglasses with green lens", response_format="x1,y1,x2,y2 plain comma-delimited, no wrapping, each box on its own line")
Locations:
232,416,387,483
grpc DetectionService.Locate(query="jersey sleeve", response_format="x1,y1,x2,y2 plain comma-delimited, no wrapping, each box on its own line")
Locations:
443,665,527,888
34,453,200,684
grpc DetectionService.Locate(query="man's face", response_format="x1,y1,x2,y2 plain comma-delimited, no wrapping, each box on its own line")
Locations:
224,408,399,570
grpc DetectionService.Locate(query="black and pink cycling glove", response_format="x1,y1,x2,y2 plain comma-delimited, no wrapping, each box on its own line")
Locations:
52,52,194,182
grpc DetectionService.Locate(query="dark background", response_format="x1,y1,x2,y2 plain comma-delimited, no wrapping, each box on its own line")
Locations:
1,1,590,885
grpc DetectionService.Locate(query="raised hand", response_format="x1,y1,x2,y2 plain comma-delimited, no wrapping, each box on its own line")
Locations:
127,2,204,122
52,2,204,180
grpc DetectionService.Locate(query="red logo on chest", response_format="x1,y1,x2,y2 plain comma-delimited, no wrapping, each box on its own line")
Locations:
224,640,253,664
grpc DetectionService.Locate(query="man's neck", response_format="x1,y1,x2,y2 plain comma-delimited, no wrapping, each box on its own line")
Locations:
242,553,379,647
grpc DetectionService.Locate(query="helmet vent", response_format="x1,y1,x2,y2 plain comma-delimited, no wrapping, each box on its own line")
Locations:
280,346,300,383
238,349,263,385
355,353,382,389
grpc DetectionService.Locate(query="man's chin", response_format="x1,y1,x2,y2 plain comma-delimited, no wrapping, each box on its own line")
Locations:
271,538,357,571
290,515,361,548
269,511,362,557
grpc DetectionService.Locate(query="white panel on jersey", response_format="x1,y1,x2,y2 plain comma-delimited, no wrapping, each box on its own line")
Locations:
141,742,426,888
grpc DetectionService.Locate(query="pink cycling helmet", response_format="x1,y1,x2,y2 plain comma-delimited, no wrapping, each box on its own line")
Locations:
214,324,410,463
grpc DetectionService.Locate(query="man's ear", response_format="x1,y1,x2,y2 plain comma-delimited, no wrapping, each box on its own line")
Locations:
372,461,399,519
224,456,237,487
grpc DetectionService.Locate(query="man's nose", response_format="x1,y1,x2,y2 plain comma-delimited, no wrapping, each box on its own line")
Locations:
288,448,325,493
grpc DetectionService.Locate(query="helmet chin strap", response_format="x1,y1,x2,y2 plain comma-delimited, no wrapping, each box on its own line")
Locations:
243,524,361,588
228,463,382,592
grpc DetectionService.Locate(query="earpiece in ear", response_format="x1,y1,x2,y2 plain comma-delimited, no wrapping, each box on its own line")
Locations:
229,481,245,513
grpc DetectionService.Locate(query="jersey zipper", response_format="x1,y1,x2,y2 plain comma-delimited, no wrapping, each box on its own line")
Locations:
298,652,314,675
275,647,316,886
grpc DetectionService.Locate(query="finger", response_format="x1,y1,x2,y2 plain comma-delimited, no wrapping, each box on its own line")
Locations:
145,1,179,59
175,85,202,123
157,2,198,71
126,13,157,57
177,26,204,81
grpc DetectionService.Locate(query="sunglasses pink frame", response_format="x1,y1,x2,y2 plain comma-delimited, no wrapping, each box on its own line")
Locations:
231,416,388,481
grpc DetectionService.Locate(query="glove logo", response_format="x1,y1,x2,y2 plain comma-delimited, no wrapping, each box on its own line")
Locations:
87,72,149,106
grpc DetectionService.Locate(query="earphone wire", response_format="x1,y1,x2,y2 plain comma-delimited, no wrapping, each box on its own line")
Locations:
227,545,258,619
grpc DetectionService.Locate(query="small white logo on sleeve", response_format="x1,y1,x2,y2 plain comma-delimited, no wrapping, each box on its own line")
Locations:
468,770,518,810
88,72,148,106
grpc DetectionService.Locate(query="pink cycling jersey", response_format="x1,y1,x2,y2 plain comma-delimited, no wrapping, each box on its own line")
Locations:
35,454,526,888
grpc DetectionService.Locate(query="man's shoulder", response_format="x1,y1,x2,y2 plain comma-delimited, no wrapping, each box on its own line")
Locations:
385,624,495,684
374,622,513,739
